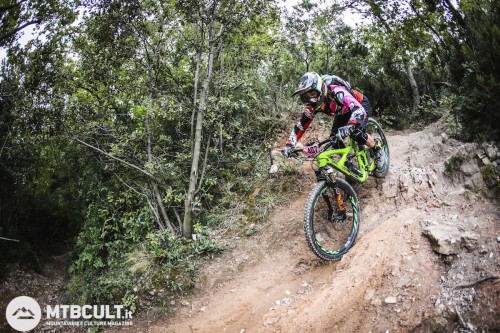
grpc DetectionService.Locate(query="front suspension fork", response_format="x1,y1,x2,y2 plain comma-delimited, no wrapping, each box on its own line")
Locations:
316,167,347,221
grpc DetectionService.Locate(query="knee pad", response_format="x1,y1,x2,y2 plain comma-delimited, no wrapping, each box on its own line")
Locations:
352,128,368,145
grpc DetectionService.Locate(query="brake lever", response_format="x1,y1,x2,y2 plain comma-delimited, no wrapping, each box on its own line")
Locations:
322,142,333,151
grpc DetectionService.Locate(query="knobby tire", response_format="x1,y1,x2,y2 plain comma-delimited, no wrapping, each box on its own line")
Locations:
303,179,360,261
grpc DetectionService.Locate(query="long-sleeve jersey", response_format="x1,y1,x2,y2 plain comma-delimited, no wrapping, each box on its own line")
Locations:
287,85,366,146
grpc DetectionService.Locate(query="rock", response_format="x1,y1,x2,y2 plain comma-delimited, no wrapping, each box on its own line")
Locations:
397,275,412,288
429,316,449,332
399,172,413,191
384,296,398,304
471,172,486,188
477,150,486,160
461,231,480,251
269,164,279,174
382,181,398,198
275,297,292,306
464,142,479,154
467,322,477,330
364,289,375,301
464,172,486,191
440,133,448,142
481,142,499,160
423,225,462,255
264,317,278,326
460,160,480,176
410,151,428,168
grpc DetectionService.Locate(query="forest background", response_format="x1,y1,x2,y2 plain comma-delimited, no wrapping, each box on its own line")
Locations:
0,0,499,311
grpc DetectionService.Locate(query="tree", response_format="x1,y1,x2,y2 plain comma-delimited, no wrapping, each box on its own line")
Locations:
283,0,319,73
180,0,278,238
0,0,78,46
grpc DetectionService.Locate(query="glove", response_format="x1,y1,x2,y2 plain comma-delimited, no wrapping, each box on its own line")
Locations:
281,143,294,157
337,125,354,141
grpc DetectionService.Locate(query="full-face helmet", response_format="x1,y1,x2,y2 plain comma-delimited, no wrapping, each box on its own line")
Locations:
291,72,326,109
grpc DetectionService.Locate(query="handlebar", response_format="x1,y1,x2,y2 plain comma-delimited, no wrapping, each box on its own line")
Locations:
289,136,339,157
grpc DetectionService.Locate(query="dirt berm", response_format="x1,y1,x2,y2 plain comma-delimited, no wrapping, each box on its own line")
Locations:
144,121,499,333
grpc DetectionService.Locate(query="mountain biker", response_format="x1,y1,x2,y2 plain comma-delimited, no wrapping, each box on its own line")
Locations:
281,72,386,171
321,74,372,117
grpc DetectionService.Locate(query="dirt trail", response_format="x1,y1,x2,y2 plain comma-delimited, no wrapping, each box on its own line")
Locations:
132,123,499,332
1,123,497,333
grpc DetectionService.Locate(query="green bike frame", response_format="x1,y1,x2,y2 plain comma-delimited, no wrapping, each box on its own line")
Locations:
315,138,375,183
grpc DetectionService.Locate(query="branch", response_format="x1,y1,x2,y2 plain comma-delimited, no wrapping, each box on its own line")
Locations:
147,198,165,231
152,182,176,234
228,82,244,91
455,307,467,329
0,236,20,242
0,20,41,41
408,1,448,51
114,173,148,198
0,0,25,12
75,138,159,182
331,0,361,12
442,0,466,30
194,136,211,196
454,275,500,290
214,24,225,42
0,131,10,159
173,208,182,232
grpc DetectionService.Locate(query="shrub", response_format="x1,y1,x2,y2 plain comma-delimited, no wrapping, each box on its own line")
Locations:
445,153,467,174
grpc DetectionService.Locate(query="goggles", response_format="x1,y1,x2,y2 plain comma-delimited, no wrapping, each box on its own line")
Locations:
300,90,321,105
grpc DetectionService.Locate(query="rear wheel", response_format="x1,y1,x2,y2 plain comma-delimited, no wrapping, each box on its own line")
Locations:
303,179,360,261
366,118,390,177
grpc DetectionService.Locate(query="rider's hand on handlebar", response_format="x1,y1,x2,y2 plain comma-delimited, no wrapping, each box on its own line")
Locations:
281,143,295,158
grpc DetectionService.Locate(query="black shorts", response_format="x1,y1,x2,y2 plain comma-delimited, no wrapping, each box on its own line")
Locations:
361,95,372,117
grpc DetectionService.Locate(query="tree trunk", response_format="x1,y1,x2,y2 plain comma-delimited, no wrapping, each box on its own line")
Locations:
405,63,420,118
191,23,203,142
183,3,217,239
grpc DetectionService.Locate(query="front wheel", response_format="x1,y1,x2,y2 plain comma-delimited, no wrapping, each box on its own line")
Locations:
303,179,360,261
366,118,390,178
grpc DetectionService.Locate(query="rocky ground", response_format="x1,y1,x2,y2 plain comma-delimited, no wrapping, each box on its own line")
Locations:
1,120,499,333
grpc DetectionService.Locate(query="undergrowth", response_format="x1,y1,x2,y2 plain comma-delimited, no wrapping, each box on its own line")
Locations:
66,138,302,315
444,153,467,173
481,164,500,197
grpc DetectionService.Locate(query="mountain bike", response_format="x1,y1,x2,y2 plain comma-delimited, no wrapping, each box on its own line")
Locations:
291,118,389,261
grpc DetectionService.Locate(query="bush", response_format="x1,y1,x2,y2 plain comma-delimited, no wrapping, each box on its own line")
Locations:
445,153,467,174
128,226,223,295
481,164,500,196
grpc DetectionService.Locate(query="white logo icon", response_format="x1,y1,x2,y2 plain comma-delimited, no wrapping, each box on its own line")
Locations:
6,296,42,332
